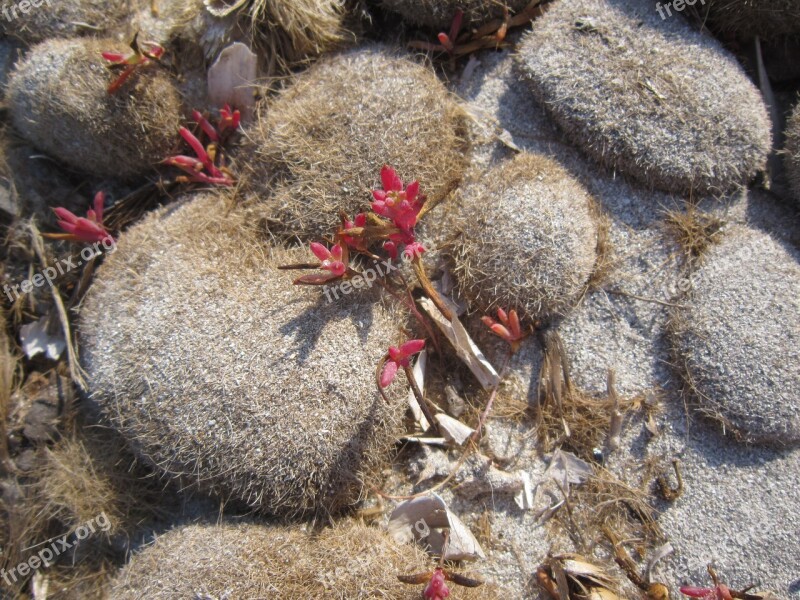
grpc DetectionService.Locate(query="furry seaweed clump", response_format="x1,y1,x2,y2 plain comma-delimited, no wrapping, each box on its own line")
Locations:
516,0,771,195
110,520,492,599
669,224,800,446
239,46,469,240
450,153,600,321
379,0,530,29
7,37,182,179
693,0,800,39
0,0,130,45
79,192,407,516
784,101,800,204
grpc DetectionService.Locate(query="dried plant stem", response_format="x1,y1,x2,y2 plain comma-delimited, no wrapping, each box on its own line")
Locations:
403,364,439,435
412,259,453,321
370,353,512,501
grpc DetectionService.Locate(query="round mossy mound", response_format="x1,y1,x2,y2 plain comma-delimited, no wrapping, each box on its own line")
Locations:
697,0,800,39
784,102,800,204
109,520,492,599
0,0,130,45
516,0,771,195
239,46,469,241
449,153,599,321
78,192,408,515
7,37,182,179
670,225,800,446
379,0,530,29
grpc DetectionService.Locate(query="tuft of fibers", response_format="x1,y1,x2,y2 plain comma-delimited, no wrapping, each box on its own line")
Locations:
379,0,531,29
449,152,599,322
516,0,772,195
669,224,800,446
784,101,800,204
109,520,494,599
0,0,130,45
7,37,182,179
694,0,800,39
238,45,469,241
78,192,408,516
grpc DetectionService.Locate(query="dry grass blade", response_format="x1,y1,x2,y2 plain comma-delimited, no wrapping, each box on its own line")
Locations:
662,205,723,264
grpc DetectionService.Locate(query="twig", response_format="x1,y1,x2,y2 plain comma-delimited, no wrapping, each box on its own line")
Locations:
28,223,88,391
403,364,439,435
605,288,684,308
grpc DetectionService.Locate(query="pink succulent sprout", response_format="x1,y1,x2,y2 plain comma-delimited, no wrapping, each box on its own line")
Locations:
218,104,241,135
341,212,368,251
424,569,451,600
383,240,399,261
372,165,424,232
403,242,426,260
292,242,350,286
49,192,114,245
680,587,734,600
310,242,346,277
481,308,527,352
101,35,164,94
436,9,463,55
162,110,239,186
380,339,426,388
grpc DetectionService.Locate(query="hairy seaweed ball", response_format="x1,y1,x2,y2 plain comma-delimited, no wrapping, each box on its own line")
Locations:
670,225,800,446
696,0,800,39
239,46,468,241
109,520,494,599
0,0,130,45
7,38,181,179
379,0,530,29
450,153,599,321
784,102,800,204
78,192,408,516
517,0,771,195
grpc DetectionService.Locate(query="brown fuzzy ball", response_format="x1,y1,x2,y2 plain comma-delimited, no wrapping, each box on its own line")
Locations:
109,520,495,599
695,0,800,39
784,101,800,204
238,45,469,241
7,37,182,179
379,0,530,29
78,192,408,516
449,153,599,321
669,224,800,446
517,0,772,195
0,0,130,45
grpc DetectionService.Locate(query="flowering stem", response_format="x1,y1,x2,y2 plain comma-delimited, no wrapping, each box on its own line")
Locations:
403,364,439,435
411,258,453,321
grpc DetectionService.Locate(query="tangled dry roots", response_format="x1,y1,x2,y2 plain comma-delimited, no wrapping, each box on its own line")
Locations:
7,38,182,179
516,0,772,195
239,45,469,241
110,520,492,599
669,225,800,446
695,0,800,39
379,0,530,28
785,102,800,204
0,0,131,45
79,192,407,516
450,153,599,321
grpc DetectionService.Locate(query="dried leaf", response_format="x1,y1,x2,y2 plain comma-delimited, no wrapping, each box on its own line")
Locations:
207,42,257,123
514,471,534,510
418,296,499,389
204,0,248,17
407,349,429,431
545,449,593,493
388,493,485,561
19,317,64,360
645,543,674,581
434,413,473,445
